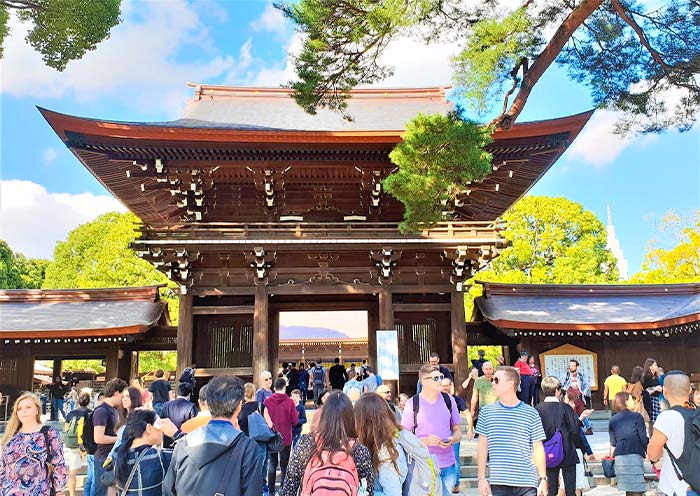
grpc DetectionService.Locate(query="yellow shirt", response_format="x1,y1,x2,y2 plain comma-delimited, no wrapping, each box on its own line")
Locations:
604,374,627,399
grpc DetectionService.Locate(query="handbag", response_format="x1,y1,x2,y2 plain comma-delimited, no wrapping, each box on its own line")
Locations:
583,459,597,489
40,426,56,496
602,456,615,479
100,457,115,486
267,431,284,453
543,404,565,468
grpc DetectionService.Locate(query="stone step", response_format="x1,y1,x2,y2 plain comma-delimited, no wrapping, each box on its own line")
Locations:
459,462,655,478
457,474,657,489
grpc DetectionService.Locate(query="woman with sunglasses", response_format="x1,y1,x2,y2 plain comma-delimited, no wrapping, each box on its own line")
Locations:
0,392,67,496
114,409,172,496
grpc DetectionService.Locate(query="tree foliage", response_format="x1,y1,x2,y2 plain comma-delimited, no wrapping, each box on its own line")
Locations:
475,196,619,284
629,210,700,283
279,0,700,133
42,212,178,322
0,239,49,289
383,112,494,230
138,351,177,376
0,0,122,71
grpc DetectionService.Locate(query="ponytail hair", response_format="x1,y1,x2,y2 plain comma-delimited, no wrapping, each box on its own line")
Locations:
114,409,158,486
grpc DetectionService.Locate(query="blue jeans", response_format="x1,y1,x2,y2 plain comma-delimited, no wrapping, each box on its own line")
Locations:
51,398,66,420
257,441,268,480
83,454,95,496
440,463,459,496
93,456,109,496
491,486,537,496
453,443,461,486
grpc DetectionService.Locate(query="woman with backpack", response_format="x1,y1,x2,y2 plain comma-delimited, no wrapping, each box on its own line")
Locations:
64,391,92,496
114,409,172,496
238,382,274,483
0,392,67,495
281,391,374,496
354,393,408,496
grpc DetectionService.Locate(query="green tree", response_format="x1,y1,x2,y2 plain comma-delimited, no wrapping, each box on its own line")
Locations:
62,359,105,374
43,212,178,321
0,0,122,70
279,0,699,133
630,210,700,283
138,351,177,376
0,239,49,288
383,112,494,230
475,196,618,284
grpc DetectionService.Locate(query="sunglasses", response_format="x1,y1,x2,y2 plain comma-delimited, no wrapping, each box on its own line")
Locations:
265,377,272,381
494,377,504,384
426,374,445,382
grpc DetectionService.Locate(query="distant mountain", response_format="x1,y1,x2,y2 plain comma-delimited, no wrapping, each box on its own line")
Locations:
280,325,350,339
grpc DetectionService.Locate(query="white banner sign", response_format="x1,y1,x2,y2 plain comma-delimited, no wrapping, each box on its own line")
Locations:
376,330,400,380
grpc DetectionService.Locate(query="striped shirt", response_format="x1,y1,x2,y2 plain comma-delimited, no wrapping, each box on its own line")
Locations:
475,401,546,488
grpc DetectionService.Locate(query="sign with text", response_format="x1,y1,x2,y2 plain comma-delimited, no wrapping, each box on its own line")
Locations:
376,330,400,380
540,343,599,391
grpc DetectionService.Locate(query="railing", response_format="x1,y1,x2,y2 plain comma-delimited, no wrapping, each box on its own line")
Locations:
137,221,505,241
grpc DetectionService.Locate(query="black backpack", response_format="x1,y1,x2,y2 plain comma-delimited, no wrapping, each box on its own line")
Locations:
312,366,325,385
412,392,453,433
81,406,100,455
664,406,700,492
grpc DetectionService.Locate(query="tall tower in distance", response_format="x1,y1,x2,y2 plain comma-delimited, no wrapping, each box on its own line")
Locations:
606,205,629,280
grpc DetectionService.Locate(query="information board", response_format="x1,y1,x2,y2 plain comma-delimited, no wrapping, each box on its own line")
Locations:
540,343,598,391
376,330,400,380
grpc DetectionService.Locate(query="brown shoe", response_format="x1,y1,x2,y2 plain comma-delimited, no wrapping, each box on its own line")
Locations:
452,484,460,494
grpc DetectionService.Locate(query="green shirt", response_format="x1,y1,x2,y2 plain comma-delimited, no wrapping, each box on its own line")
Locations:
474,376,497,407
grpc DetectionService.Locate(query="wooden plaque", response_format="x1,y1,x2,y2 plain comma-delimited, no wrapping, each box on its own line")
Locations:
539,343,599,391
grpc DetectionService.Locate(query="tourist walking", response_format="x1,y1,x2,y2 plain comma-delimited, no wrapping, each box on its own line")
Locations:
604,366,628,413
281,391,374,496
49,376,67,421
647,371,698,496
376,384,402,422
298,363,309,403
608,391,648,496
256,370,274,403
536,376,586,496
163,375,263,496
264,377,299,494
561,360,591,409
471,361,497,419
642,358,663,426
148,369,171,417
94,378,127,496
529,356,542,405
515,351,536,405
114,409,172,496
286,362,300,395
291,389,307,447
417,352,454,393
64,391,92,496
363,366,382,393
238,382,274,486
0,392,67,496
310,361,328,404
343,369,364,403
442,376,473,494
355,393,408,496
401,364,463,495
476,366,547,496
460,367,479,408
160,382,197,448
623,366,649,421
180,383,211,433
329,357,349,390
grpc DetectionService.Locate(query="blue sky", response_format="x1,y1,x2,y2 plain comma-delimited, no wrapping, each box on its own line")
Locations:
1,0,698,277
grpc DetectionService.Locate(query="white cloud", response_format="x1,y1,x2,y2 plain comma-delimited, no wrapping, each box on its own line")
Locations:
566,110,635,167
0,0,241,117
0,180,126,259
379,37,457,88
42,148,58,166
250,3,289,37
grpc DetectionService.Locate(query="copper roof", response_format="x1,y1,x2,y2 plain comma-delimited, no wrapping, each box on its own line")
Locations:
475,282,700,331
0,286,167,338
39,85,593,226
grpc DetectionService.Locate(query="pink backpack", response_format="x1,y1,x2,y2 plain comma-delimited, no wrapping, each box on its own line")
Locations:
301,441,360,496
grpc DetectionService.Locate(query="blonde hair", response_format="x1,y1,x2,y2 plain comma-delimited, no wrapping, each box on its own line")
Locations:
1,392,42,446
244,382,256,401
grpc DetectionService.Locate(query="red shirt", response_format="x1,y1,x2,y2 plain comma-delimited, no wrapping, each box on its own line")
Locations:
514,360,533,376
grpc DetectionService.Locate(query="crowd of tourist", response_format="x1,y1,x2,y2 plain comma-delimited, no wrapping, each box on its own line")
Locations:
0,354,697,496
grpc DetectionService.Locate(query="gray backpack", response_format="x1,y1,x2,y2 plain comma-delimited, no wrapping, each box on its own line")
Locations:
395,429,443,496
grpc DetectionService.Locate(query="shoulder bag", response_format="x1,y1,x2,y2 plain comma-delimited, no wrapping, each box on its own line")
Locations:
40,426,56,496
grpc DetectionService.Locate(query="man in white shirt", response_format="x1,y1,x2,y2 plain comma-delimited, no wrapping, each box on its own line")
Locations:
647,371,697,496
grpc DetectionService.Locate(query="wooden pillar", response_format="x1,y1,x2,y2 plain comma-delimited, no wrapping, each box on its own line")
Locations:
105,345,119,381
254,285,270,388
451,289,468,394
177,293,193,383
374,288,392,368
17,347,34,392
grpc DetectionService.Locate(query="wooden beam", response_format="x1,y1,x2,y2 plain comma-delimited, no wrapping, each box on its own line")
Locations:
253,286,270,388
451,289,468,394
393,303,451,312
105,345,119,381
190,287,256,296
176,293,194,383
192,305,254,315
